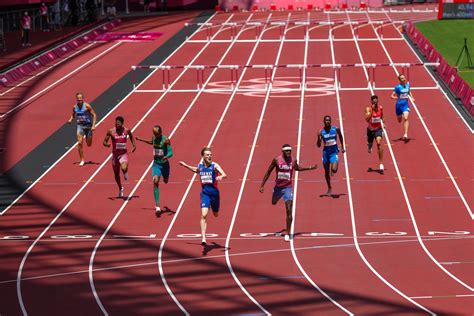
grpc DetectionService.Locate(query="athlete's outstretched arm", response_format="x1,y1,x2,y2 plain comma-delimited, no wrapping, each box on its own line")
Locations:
294,160,317,172
179,161,198,173
135,136,153,145
337,128,346,153
127,129,137,152
103,129,112,147
316,131,323,148
259,158,277,193
214,163,227,181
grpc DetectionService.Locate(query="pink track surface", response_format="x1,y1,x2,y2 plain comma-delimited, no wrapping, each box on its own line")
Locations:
0,8,472,315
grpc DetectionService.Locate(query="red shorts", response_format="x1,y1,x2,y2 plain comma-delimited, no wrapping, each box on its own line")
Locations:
112,153,128,171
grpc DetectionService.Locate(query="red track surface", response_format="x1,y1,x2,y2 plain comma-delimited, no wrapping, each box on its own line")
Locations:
0,8,472,315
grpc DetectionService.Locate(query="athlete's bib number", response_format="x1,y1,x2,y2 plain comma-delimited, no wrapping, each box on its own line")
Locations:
277,172,290,180
116,143,127,150
324,139,336,146
400,93,409,99
371,117,382,123
154,148,164,157
200,174,213,184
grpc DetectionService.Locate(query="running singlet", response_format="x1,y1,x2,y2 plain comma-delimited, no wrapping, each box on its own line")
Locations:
394,83,410,105
368,106,383,130
321,126,338,148
275,155,293,188
152,135,168,164
111,127,128,156
198,163,219,191
74,103,92,126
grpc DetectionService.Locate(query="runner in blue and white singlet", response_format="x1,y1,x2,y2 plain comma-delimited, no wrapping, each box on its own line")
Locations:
68,92,97,166
317,115,345,196
180,147,227,246
391,74,414,142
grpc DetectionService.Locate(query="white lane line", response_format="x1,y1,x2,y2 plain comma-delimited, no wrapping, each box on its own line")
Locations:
0,42,96,97
91,13,254,316
0,41,122,120
5,235,471,286
158,12,278,316
15,13,221,316
291,11,352,315
364,10,474,290
332,11,435,314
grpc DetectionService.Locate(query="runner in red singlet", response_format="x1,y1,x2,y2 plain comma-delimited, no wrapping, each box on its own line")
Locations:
365,95,385,173
103,116,136,198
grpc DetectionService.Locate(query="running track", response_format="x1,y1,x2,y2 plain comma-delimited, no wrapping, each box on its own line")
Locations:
0,8,472,315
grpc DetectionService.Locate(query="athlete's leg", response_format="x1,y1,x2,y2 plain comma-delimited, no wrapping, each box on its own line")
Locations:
76,131,85,165
367,129,374,153
323,163,331,195
85,128,93,146
402,111,410,140
162,162,170,184
331,161,339,175
153,175,161,208
284,200,293,235
200,207,209,245
375,135,383,164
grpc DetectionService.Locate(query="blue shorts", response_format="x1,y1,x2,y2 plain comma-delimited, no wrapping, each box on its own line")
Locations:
200,188,220,212
77,124,92,139
322,147,339,165
152,161,170,179
395,102,410,116
272,186,293,204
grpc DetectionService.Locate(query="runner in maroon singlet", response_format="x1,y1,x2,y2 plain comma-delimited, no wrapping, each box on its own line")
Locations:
260,144,317,241
103,116,136,197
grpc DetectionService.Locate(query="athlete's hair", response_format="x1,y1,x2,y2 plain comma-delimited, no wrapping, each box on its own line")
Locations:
154,125,162,133
201,147,212,156
398,74,405,80
371,95,378,101
323,115,331,121
76,92,84,98
116,116,124,124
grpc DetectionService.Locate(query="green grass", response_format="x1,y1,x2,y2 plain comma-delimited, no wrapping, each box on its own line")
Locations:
416,20,474,87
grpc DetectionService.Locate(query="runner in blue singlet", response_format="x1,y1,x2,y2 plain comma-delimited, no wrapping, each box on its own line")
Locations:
68,92,97,166
317,115,345,197
180,147,227,246
391,74,415,143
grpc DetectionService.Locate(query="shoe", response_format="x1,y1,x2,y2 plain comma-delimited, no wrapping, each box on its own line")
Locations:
79,160,85,166
155,206,161,214
379,164,384,174
284,234,291,242
201,240,207,246
403,135,408,143
124,172,128,181
326,189,332,197
118,187,124,198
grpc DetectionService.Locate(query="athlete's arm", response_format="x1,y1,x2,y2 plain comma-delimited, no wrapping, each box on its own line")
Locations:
127,129,137,152
103,129,112,147
161,138,173,161
390,86,399,99
179,161,198,173
86,103,97,130
365,106,372,122
68,107,75,123
259,158,277,193
337,128,346,153
135,136,153,145
408,90,415,102
214,163,227,181
294,160,317,172
316,131,322,148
